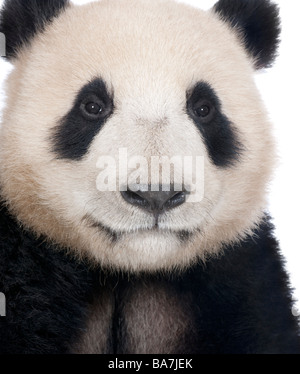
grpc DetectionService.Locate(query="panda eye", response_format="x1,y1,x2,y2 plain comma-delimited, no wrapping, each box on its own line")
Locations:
85,102,103,115
194,104,210,117
193,100,214,120
80,95,106,120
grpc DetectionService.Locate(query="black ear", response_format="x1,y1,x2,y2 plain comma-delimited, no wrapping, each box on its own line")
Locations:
213,0,281,69
0,0,69,60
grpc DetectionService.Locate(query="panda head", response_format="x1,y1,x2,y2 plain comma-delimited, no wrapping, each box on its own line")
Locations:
0,0,280,272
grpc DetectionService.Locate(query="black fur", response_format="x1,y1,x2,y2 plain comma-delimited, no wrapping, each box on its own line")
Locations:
213,0,281,69
0,0,69,59
0,202,97,354
186,81,243,168
52,78,114,160
1,201,299,354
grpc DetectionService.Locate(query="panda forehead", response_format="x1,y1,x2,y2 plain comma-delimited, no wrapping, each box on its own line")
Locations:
29,0,250,93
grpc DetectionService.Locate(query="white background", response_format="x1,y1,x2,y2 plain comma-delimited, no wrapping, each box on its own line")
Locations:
0,0,300,316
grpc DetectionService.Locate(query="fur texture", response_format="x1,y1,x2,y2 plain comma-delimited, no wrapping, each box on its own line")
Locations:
0,0,69,59
213,0,281,69
0,202,96,354
0,202,299,354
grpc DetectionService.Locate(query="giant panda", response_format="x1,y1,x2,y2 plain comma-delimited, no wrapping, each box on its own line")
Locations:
0,0,299,354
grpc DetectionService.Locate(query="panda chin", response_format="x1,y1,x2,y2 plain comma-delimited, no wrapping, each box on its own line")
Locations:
87,216,194,244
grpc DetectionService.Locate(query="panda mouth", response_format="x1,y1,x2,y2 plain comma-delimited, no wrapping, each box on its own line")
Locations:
83,214,194,243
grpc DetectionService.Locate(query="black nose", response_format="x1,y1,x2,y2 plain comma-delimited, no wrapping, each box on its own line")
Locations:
121,187,186,213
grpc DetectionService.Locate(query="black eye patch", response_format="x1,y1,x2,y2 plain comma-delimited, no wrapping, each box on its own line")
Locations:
52,78,114,161
186,82,243,167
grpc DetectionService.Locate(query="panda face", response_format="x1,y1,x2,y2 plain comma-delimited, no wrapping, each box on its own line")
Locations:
0,0,278,272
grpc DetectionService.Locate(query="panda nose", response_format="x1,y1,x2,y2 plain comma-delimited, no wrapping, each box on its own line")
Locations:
121,187,186,213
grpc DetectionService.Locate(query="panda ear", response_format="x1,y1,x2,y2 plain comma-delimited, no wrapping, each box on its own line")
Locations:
0,0,69,60
212,0,281,69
